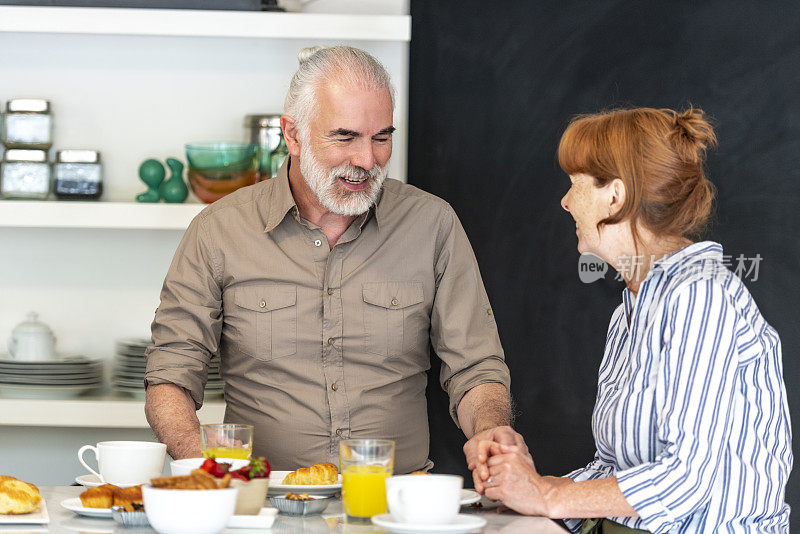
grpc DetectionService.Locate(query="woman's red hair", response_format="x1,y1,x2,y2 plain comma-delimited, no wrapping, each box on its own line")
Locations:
558,107,717,242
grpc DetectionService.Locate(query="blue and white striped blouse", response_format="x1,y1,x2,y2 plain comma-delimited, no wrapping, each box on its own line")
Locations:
565,241,792,533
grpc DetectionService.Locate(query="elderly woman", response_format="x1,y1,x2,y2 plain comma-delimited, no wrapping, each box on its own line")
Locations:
472,108,792,533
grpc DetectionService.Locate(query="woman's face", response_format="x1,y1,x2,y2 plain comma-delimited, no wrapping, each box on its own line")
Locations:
561,173,616,257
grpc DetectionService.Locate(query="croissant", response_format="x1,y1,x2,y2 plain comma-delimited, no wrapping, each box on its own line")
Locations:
0,476,41,514
282,462,338,485
80,484,120,508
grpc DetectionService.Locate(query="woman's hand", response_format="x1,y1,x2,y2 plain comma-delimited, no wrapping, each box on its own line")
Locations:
464,426,527,493
483,443,567,517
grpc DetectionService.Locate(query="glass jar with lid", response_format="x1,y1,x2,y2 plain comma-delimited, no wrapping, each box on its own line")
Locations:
54,150,103,200
269,131,288,178
1,99,53,150
0,149,51,199
244,114,282,180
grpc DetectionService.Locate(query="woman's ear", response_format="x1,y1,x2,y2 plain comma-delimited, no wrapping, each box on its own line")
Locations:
609,178,627,216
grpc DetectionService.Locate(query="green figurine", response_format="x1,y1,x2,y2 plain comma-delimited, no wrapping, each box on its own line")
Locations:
159,158,189,203
136,159,165,203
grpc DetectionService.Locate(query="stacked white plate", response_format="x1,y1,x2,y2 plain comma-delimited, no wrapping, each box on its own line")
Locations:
0,356,103,399
112,338,224,399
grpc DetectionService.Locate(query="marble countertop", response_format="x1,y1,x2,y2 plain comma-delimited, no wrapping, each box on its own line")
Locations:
0,486,567,534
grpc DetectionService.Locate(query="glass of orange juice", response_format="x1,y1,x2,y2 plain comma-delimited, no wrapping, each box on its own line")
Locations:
200,423,253,459
340,439,395,524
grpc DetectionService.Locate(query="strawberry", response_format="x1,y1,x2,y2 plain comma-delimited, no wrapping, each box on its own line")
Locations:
229,457,270,481
248,457,271,479
211,462,232,478
199,458,217,474
230,470,249,481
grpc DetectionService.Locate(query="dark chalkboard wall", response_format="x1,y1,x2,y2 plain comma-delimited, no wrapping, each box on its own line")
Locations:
410,0,799,528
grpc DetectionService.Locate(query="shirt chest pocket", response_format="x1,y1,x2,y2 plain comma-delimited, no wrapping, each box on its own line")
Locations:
363,281,427,358
234,285,297,361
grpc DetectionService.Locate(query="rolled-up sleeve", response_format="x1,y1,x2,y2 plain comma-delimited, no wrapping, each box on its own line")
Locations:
144,214,223,409
615,279,739,533
430,207,510,425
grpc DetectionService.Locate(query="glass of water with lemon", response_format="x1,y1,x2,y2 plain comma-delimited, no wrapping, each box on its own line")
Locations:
201,423,253,459
340,439,395,523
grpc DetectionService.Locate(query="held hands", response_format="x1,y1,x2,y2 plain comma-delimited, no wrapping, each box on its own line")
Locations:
463,426,527,494
465,429,568,517
481,443,558,516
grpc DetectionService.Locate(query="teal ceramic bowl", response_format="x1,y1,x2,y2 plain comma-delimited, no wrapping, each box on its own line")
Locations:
185,142,258,173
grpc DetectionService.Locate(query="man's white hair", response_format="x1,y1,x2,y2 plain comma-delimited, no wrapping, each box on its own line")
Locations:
284,45,396,135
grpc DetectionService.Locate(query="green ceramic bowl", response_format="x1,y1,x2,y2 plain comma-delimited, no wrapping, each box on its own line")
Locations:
185,142,258,173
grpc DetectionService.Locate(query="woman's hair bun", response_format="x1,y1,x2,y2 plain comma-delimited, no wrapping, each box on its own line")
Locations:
297,46,327,65
666,107,718,164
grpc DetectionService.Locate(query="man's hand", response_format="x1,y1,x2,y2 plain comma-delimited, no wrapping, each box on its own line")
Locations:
464,425,527,493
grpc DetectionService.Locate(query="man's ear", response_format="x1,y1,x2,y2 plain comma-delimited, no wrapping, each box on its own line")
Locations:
281,115,302,157
609,178,627,216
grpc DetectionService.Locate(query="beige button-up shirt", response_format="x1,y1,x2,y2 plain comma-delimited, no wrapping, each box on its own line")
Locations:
145,159,510,474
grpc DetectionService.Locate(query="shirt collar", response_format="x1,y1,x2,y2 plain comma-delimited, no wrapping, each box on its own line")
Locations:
652,240,723,276
262,156,387,233
262,157,299,234
620,241,723,318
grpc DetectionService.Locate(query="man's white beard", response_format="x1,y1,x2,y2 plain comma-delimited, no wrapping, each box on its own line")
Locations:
299,140,388,217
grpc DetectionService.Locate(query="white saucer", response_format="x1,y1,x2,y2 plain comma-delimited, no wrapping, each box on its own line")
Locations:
460,489,481,505
267,470,343,497
60,498,112,518
371,513,487,533
74,474,139,488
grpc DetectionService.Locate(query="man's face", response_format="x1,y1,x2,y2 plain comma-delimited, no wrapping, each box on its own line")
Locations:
298,82,394,216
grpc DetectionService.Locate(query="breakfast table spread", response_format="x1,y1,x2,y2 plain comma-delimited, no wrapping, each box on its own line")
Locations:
9,486,568,534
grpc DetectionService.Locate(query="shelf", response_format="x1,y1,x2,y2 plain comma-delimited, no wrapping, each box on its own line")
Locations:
0,395,225,428
0,200,205,230
0,6,411,42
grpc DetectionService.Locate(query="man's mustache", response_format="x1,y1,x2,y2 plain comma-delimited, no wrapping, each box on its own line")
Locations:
331,164,383,181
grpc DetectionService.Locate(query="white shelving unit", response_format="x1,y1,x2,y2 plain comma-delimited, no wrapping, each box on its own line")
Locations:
0,0,410,484
0,200,206,229
0,5,411,41
0,395,225,428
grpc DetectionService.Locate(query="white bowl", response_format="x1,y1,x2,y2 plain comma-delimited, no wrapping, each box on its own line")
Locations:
170,457,250,476
142,485,238,534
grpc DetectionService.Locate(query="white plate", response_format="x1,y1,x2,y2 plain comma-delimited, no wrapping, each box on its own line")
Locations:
0,384,101,399
60,498,112,518
74,474,141,488
267,471,343,497
0,375,102,385
0,366,102,376
372,513,487,533
227,507,278,529
460,489,481,505
0,356,101,367
0,497,49,524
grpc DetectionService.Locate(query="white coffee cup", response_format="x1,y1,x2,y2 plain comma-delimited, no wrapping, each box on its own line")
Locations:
78,441,167,486
386,474,463,525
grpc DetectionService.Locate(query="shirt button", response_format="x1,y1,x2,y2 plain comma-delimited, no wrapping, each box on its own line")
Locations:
259,299,266,308
331,383,338,391
327,288,334,295
335,428,343,437
314,239,322,247
391,298,399,306
327,337,335,346
487,308,492,316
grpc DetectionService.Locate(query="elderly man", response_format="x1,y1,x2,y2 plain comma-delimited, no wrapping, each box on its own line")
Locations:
144,46,517,474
